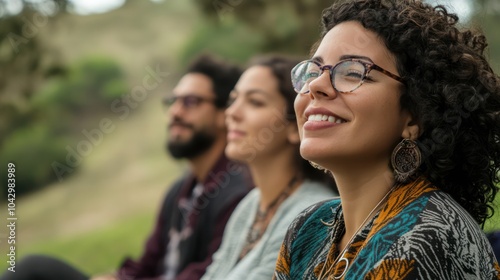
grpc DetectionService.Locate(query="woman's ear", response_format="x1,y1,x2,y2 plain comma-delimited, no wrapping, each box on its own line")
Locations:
401,112,421,140
287,122,301,144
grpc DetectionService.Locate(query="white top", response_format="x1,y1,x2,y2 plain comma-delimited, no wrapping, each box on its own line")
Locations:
202,180,336,280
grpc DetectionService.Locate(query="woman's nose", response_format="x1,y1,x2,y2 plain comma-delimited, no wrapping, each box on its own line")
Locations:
308,68,338,100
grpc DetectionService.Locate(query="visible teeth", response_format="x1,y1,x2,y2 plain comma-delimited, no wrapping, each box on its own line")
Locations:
307,114,345,123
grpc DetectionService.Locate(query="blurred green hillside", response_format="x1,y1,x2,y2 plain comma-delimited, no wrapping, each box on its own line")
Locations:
0,0,196,274
0,0,499,276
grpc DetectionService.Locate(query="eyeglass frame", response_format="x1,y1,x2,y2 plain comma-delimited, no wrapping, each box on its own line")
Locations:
291,58,405,94
162,94,217,109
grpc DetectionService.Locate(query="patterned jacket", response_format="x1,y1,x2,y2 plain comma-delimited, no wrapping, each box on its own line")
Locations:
274,178,500,279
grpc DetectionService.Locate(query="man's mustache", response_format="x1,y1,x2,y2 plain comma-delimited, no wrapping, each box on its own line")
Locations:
169,118,194,130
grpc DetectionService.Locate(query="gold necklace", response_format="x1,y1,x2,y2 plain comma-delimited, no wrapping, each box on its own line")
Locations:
318,185,396,280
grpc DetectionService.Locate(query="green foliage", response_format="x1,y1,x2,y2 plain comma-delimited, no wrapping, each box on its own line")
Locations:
0,103,27,146
0,123,71,197
179,20,264,66
485,188,500,233
193,0,325,54
0,56,127,197
473,15,500,73
33,56,127,111
77,57,127,101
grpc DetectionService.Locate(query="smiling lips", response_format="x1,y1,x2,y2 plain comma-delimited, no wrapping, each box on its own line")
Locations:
307,114,346,124
303,110,347,131
227,129,246,141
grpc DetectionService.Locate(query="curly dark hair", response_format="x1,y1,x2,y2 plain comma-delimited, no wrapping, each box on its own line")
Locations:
186,54,242,109
321,0,500,225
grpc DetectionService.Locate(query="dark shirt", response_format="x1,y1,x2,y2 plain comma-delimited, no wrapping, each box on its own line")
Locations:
487,230,500,260
117,154,253,280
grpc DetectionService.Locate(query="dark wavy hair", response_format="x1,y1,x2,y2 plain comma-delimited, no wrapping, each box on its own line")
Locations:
321,0,500,225
249,55,337,191
186,54,242,109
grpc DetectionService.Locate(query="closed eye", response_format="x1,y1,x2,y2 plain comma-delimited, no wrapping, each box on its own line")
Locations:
304,71,320,80
248,98,265,107
344,70,363,79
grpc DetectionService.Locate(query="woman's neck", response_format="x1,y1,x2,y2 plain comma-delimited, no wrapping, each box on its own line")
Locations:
332,160,395,246
249,152,301,211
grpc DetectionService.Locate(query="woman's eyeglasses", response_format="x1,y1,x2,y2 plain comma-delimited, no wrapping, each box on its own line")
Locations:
162,95,216,109
291,58,404,94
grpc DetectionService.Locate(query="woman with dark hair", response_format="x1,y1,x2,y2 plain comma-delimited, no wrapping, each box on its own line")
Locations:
201,55,337,280
274,0,500,279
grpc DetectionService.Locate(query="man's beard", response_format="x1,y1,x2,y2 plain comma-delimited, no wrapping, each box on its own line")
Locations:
167,129,216,159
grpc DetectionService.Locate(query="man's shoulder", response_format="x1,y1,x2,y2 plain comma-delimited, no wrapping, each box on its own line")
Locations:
205,160,253,195
164,172,192,196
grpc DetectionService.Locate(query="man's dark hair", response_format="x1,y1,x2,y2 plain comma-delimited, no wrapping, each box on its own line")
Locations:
185,54,242,109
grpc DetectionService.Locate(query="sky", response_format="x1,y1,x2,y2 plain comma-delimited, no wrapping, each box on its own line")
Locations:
68,0,126,15
428,0,473,19
2,0,158,16
67,0,165,15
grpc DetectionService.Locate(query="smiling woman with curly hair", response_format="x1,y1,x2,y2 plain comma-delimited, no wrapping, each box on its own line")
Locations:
273,0,500,279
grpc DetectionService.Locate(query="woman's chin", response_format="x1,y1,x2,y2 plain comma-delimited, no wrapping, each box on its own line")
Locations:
225,144,251,163
300,143,329,163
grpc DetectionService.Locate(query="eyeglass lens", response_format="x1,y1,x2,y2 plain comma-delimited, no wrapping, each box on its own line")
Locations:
292,60,367,94
163,95,214,109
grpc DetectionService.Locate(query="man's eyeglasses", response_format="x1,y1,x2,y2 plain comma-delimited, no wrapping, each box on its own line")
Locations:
291,58,405,94
162,95,216,109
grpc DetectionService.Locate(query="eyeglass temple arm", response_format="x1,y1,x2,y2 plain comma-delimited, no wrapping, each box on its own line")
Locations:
371,65,405,84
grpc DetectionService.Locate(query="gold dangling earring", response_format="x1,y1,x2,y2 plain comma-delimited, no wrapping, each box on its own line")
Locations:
391,139,422,183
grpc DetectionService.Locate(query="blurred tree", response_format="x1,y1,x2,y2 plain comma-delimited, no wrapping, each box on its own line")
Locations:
474,0,500,15
470,0,500,72
193,0,332,54
0,0,67,146
0,55,127,197
179,19,265,66
0,0,68,16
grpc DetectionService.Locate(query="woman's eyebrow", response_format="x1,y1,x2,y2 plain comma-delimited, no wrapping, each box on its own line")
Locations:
232,88,270,98
311,56,324,64
311,55,374,64
339,54,374,63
